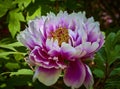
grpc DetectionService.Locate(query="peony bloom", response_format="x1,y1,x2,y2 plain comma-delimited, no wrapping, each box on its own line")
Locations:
17,11,105,89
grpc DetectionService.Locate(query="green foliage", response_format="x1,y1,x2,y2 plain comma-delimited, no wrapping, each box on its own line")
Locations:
93,30,120,89
0,0,120,89
93,69,104,78
26,7,41,21
10,69,33,76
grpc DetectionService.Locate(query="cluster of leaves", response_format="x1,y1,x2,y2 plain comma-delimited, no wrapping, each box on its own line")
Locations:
0,0,120,89
93,31,120,89
0,0,56,89
0,0,41,38
0,0,76,89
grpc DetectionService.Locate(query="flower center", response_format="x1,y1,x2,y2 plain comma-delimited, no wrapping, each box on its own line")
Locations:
50,27,69,46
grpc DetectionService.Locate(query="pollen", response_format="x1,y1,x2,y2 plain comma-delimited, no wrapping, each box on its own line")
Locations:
50,27,69,46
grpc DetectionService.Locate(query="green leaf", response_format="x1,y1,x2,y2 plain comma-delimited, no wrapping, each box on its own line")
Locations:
110,68,120,76
0,42,24,52
14,54,24,61
93,69,104,78
7,42,23,47
105,81,120,89
5,63,20,70
10,69,33,76
0,6,8,17
0,0,15,17
104,31,120,66
0,52,26,58
105,32,115,56
8,11,25,38
0,45,16,51
16,12,25,22
8,17,20,38
0,83,7,88
14,0,32,8
108,45,120,65
26,7,41,21
94,49,106,70
113,30,120,45
0,52,15,58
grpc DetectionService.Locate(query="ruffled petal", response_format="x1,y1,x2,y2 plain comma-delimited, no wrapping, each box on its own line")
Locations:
33,67,61,86
84,65,94,89
81,42,99,53
61,42,76,61
17,18,47,50
29,46,49,65
64,60,86,89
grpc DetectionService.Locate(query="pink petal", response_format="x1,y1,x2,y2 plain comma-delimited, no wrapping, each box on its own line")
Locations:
64,60,86,89
61,42,76,61
33,67,61,86
84,65,94,89
81,42,99,53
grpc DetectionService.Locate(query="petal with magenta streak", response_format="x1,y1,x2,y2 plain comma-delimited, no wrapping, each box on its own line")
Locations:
84,65,94,89
64,60,86,89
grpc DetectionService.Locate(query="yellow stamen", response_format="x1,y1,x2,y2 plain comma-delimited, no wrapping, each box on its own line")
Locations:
50,27,69,46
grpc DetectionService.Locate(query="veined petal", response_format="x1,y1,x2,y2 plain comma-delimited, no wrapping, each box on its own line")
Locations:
64,60,86,89
84,65,94,89
33,67,61,86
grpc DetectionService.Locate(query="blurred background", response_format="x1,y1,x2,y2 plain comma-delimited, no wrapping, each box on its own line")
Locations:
0,0,120,89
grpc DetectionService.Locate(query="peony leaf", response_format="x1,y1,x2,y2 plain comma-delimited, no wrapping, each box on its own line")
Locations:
8,18,20,38
5,63,20,70
105,32,115,56
93,69,104,78
26,7,41,21
10,69,33,76
8,11,25,38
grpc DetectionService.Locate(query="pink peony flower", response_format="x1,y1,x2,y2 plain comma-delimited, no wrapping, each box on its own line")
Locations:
17,11,105,89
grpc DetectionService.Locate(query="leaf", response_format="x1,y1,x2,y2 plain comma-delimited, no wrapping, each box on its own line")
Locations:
113,30,120,45
105,81,120,89
7,42,23,47
0,52,26,58
108,45,120,65
15,12,25,22
8,11,25,38
0,6,8,17
8,17,20,38
94,49,106,70
10,69,33,76
0,52,15,58
0,42,24,52
104,31,120,66
0,45,16,51
110,68,120,76
0,0,14,17
5,63,20,70
14,0,32,8
93,69,104,78
26,7,41,21
105,32,115,56
14,54,24,61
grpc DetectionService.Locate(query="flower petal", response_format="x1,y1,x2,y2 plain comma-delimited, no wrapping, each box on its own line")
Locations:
84,65,94,89
33,67,61,86
64,60,86,89
61,42,76,61
81,42,99,53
